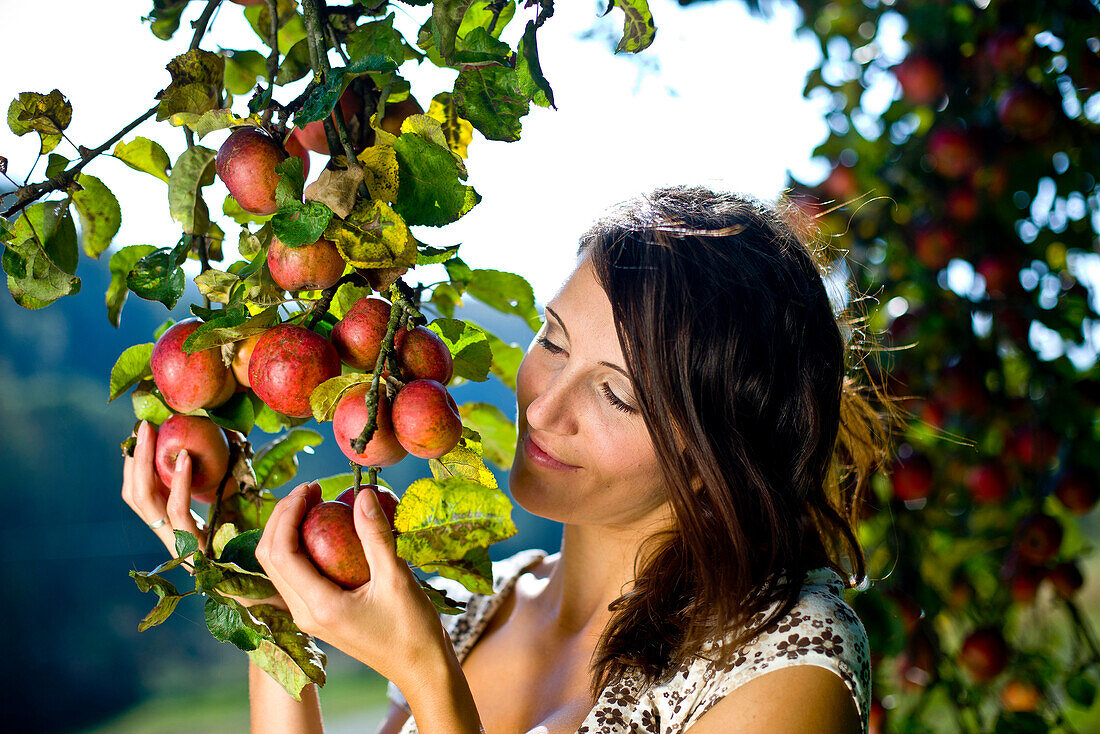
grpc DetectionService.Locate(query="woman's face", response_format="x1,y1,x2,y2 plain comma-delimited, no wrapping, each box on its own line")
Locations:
509,256,670,529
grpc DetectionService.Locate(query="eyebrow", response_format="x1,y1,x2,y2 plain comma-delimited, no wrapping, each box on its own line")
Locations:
544,306,632,380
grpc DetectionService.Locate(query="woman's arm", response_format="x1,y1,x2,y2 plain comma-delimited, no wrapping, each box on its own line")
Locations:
257,482,484,734
249,661,324,734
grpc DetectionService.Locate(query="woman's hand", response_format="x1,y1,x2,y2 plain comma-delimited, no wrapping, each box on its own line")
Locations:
121,420,286,611
121,420,209,556
256,481,458,691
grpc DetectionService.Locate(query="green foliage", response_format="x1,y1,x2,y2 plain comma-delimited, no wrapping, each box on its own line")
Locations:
126,236,190,309
393,128,481,225
112,137,172,183
71,174,121,258
6,90,71,154
108,343,154,402
168,146,217,235
2,201,80,308
252,429,324,490
156,49,225,122
605,0,657,54
457,402,515,468
427,318,491,382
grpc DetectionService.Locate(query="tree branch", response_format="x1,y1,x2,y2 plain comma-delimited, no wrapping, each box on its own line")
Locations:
190,0,224,51
301,0,359,163
2,105,158,218
350,282,412,454
261,0,281,126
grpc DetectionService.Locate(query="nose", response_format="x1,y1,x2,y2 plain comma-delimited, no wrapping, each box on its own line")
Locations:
524,367,580,437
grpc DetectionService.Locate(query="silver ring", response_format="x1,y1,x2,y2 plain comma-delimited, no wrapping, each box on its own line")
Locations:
147,517,168,530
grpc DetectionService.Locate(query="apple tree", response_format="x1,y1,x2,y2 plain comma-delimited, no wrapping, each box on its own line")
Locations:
1,0,656,699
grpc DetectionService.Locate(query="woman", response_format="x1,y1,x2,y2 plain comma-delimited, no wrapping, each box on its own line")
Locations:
124,186,893,733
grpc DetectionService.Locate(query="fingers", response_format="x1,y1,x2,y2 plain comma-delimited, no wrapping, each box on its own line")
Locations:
124,421,167,521
166,450,202,542
353,487,399,580
258,482,336,616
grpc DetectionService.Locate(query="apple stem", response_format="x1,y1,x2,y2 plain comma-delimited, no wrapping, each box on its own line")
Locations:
368,467,378,486
305,272,363,331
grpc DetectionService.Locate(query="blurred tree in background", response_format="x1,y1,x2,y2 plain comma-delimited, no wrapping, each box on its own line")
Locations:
698,0,1100,730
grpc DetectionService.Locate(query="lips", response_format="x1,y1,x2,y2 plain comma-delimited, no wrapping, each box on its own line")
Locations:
524,432,580,470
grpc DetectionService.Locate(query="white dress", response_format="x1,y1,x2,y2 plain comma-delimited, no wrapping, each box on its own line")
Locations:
388,548,872,733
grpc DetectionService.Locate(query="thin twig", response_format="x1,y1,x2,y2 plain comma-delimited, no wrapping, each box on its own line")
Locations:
305,272,363,330
351,284,408,454
261,0,281,126
2,105,158,218
205,442,240,557
189,0,224,51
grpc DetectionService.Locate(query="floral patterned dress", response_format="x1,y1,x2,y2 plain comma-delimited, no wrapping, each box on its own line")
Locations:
388,549,871,734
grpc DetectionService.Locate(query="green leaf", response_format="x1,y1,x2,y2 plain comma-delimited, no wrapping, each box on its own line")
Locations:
218,529,265,572
394,476,516,566
421,546,493,595
205,392,257,435
1066,672,1097,708
324,198,417,269
345,14,406,69
275,40,312,86
126,237,190,309
393,133,481,227
45,153,69,179
483,330,522,391
224,49,268,95
432,0,476,62
444,256,473,293
428,441,497,489
419,578,467,616
129,570,189,632
457,402,516,468
517,21,554,108
106,245,157,327
3,202,81,309
244,603,327,700
272,201,334,249
168,145,217,235
205,597,264,651
226,195,273,228
244,0,307,51
309,373,375,423
175,529,201,558
182,305,278,352
330,280,373,320
147,0,189,41
112,137,172,183
72,174,121,258
156,49,225,122
109,343,155,402
458,1,516,39
171,108,263,138
295,55,397,128
274,157,305,211
606,0,657,53
251,395,310,433
417,242,462,266
253,429,324,490
429,282,462,318
132,389,173,424
466,268,540,330
7,90,71,154
195,268,241,304
453,27,512,67
453,66,528,142
428,318,491,382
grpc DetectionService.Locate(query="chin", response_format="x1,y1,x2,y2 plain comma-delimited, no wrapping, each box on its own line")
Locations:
507,456,575,524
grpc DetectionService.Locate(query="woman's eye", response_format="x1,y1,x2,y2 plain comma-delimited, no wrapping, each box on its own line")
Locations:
536,335,565,354
602,383,637,414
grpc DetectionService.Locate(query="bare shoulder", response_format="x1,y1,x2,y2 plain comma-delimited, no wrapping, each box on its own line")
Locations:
684,664,862,734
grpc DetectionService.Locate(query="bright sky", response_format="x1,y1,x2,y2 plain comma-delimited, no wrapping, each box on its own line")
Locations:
0,0,831,303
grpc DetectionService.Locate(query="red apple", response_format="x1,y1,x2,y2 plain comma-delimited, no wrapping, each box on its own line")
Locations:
379,95,424,137
926,128,980,180
976,254,1019,297
1054,469,1099,515
154,414,232,503
216,127,287,215
284,132,310,179
890,453,934,502
1015,513,1063,565
335,484,400,533
964,461,1010,504
249,324,342,418
913,224,961,270
1048,560,1084,598
391,379,462,459
295,89,359,155
267,235,346,292
231,333,262,389
959,627,1009,683
982,29,1031,76
996,84,1056,140
331,297,393,370
1007,426,1058,470
151,317,234,413
332,384,408,467
945,187,979,223
892,54,945,105
299,501,370,589
1009,562,1045,605
1001,679,1042,712
394,325,453,384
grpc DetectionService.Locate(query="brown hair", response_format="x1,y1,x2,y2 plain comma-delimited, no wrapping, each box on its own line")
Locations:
576,186,899,694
